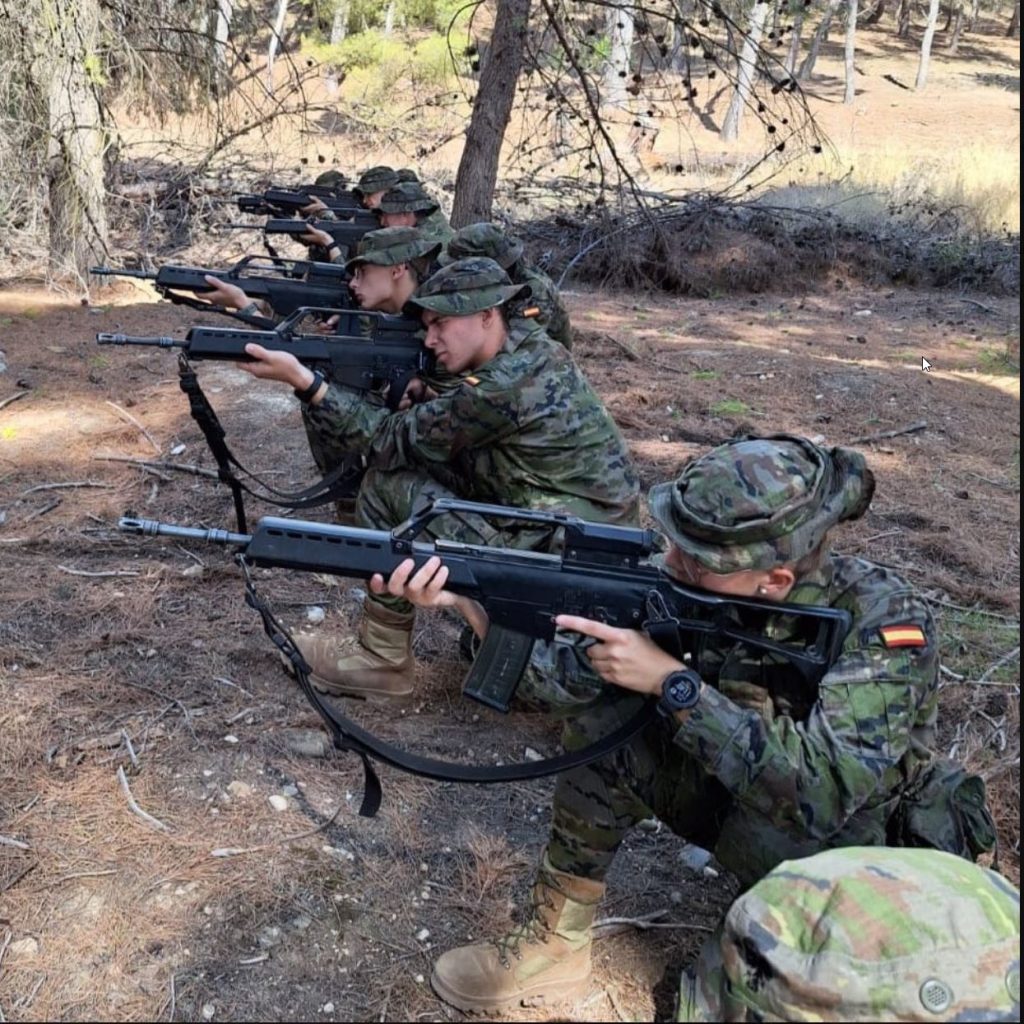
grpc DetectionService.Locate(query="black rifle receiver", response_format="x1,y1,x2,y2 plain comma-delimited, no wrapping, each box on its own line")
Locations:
235,187,363,217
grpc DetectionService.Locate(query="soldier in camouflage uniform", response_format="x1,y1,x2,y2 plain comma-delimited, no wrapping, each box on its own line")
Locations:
235,257,639,702
441,223,573,349
377,181,454,246
373,434,996,1013
679,846,1020,1022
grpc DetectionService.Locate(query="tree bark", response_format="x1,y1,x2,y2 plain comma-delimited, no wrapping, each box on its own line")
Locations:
946,0,964,50
602,3,636,108
213,0,233,90
1007,0,1020,36
785,7,807,74
798,0,842,79
35,0,109,282
721,0,771,141
864,0,886,24
897,0,912,38
383,0,397,36
915,0,941,88
844,0,858,103
451,0,532,226
267,0,289,92
325,0,350,94
966,0,979,31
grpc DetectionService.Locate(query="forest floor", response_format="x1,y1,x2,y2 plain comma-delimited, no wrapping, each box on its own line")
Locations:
0,278,1018,1022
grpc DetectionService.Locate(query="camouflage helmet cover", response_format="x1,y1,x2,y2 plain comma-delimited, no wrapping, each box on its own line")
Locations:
354,165,399,196
377,181,439,215
344,226,442,272
649,433,875,573
680,846,1021,1022
409,257,529,316
313,169,347,189
439,222,525,269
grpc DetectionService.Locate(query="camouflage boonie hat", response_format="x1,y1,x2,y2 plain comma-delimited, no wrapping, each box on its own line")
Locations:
313,169,347,189
649,433,874,573
439,223,525,269
344,227,441,272
679,846,1021,1022
408,257,529,316
354,165,398,196
395,167,420,183
377,182,439,215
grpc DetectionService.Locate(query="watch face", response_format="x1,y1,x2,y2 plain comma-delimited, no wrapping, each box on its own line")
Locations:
663,670,700,710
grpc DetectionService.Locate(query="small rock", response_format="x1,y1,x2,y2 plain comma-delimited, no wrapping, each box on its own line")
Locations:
223,734,239,744
281,784,299,797
703,865,720,879
853,309,873,317
679,844,713,872
660,434,670,442
257,926,282,948
284,729,331,758
170,443,187,456
291,914,312,931
268,794,289,812
856,335,868,344
323,1003,335,1013
415,928,431,942
670,890,683,904
414,974,425,984
181,564,204,578
419,862,429,873
227,781,253,799
955,489,970,500
201,1004,216,1020
306,606,326,624
8,937,39,958
636,817,661,833
523,747,543,762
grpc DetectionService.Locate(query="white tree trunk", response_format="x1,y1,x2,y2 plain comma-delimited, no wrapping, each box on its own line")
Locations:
798,0,842,79
844,0,858,103
267,0,289,92
602,3,635,108
325,0,350,94
214,0,233,81
785,7,807,74
384,0,397,35
721,0,771,142
915,0,941,89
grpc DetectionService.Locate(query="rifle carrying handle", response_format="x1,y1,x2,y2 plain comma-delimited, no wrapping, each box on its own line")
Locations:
461,625,535,713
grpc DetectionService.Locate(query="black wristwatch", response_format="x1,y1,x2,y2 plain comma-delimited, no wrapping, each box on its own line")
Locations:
658,668,702,717
293,370,325,404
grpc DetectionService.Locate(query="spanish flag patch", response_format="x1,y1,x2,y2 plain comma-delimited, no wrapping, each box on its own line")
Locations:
522,306,541,319
879,624,928,648
463,375,481,386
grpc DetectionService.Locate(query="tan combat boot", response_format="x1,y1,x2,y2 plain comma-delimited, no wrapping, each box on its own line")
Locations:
293,601,415,703
430,853,604,1013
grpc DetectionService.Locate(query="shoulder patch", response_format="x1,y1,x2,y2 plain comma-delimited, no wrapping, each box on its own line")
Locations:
462,375,481,386
521,306,541,319
879,624,928,648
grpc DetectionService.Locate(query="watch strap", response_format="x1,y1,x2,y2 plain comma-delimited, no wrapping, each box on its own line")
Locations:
293,369,325,404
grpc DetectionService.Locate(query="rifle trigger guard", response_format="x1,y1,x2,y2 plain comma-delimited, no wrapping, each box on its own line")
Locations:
642,590,684,660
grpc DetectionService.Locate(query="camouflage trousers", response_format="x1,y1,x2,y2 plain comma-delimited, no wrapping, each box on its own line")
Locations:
354,466,606,713
549,693,894,889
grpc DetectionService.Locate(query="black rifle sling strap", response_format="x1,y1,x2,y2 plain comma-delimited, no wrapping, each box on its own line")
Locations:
176,354,365,532
239,559,659,818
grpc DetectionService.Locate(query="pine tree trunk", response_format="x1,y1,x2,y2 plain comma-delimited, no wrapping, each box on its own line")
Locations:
38,0,109,283
383,0,396,36
325,0,349,94
267,0,289,92
864,0,886,24
213,0,233,90
785,7,807,74
603,3,635,107
946,0,964,50
451,0,531,226
966,0,980,31
721,0,771,141
1007,0,1020,36
915,0,941,88
897,0,912,38
844,0,859,103
798,0,842,79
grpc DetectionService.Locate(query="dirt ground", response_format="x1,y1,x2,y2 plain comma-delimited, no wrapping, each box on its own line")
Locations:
0,277,1018,1022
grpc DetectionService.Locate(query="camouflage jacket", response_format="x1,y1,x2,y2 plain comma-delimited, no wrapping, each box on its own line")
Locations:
512,264,572,350
673,553,939,841
305,320,639,524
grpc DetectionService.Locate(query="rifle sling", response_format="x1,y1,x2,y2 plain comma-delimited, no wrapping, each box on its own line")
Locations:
176,356,363,530
239,559,659,818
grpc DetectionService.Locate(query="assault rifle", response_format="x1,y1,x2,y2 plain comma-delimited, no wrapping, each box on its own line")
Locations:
90,256,352,321
235,187,362,217
219,217,376,258
99,308,427,532
97,307,429,398
119,500,852,812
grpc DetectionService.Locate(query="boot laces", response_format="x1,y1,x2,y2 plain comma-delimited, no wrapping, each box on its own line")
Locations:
491,888,557,969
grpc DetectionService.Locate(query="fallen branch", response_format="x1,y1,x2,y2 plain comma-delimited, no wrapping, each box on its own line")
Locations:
122,730,141,769
960,297,998,314
123,681,197,742
977,646,1020,684
209,804,343,858
0,835,31,851
0,861,38,896
116,765,171,833
23,499,61,522
939,664,967,682
0,390,30,412
57,565,140,578
105,401,161,454
93,454,219,480
849,421,928,445
600,333,688,375
19,480,111,497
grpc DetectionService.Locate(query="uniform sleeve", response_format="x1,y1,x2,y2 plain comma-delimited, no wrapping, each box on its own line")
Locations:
671,596,938,840
304,380,521,473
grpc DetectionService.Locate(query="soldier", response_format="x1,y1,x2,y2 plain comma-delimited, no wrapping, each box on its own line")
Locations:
234,257,639,703
441,223,573,349
376,181,453,245
368,434,997,1013
679,846,1020,1022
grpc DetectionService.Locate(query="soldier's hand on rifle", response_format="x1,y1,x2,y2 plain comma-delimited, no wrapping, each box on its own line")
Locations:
198,275,253,311
237,343,314,391
300,197,329,216
554,615,684,695
316,314,342,334
371,557,489,638
299,226,334,248
397,377,437,410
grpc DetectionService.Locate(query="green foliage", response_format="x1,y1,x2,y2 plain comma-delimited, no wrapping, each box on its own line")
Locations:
692,369,719,380
712,399,750,415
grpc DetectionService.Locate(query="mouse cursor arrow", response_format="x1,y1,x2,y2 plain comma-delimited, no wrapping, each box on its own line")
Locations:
921,357,933,372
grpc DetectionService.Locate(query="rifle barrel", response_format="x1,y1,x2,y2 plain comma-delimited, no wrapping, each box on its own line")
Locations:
119,518,251,546
96,334,183,348
89,267,157,279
